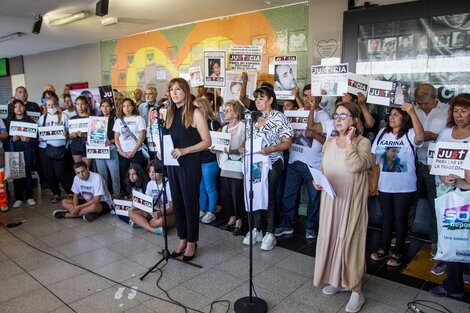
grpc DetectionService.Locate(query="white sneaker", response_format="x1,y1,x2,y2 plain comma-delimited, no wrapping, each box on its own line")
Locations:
322,285,346,295
0,205,8,212
260,232,276,251
243,228,263,245
345,292,365,313
26,198,36,206
199,211,206,220
201,212,216,224
13,200,24,208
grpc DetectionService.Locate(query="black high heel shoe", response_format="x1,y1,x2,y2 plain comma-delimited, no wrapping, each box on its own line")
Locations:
183,243,197,262
170,245,186,258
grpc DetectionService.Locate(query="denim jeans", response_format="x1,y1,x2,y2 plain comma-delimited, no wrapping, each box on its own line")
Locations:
280,161,320,230
95,147,120,197
199,161,219,213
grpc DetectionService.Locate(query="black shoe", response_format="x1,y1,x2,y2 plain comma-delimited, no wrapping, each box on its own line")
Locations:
83,213,100,222
183,243,197,262
170,245,186,258
220,223,235,231
233,227,242,236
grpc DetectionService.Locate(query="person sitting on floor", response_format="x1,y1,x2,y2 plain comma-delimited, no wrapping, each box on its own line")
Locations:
53,161,113,222
128,160,175,235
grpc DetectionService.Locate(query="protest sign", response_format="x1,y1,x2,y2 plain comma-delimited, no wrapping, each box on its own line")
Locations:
311,63,348,97
228,45,262,71
210,131,231,151
427,142,436,166
69,118,89,134
347,73,370,95
9,121,38,138
38,125,65,140
189,66,204,87
284,110,309,130
26,111,41,123
204,51,226,88
114,199,132,217
132,190,153,214
0,105,8,119
222,71,257,101
367,80,398,106
87,116,108,147
430,141,468,178
70,85,114,116
86,146,110,159
274,56,297,100
147,109,161,153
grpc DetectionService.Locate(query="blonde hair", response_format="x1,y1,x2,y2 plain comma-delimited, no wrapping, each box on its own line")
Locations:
193,97,216,121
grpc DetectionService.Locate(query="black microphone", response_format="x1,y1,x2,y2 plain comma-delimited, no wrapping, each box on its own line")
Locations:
245,110,267,120
156,100,170,111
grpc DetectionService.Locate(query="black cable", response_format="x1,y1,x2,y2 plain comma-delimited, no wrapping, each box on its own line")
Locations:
2,224,229,313
407,300,454,313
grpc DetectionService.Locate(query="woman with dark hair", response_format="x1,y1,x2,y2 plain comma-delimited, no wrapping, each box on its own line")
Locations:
313,101,372,313
7,99,38,207
370,104,424,267
165,78,211,261
113,98,146,191
69,96,91,168
123,163,149,197
242,86,293,251
95,99,120,197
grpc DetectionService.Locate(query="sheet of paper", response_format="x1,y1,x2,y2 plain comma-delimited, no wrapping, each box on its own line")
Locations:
163,135,180,166
308,166,336,198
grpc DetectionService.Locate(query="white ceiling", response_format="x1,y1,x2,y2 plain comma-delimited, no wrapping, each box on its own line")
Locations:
0,0,304,59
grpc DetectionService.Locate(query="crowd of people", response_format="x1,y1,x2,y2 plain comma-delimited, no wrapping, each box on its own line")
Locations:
1,76,469,313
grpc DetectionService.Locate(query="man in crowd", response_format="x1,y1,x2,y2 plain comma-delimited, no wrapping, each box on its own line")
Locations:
53,161,112,222
134,88,143,107
138,86,158,126
14,86,41,116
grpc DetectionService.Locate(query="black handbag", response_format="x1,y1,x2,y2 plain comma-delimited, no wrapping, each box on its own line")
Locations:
46,144,67,160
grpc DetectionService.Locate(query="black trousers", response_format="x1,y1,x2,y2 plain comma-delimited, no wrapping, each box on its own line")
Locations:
39,148,72,196
379,191,415,254
444,262,465,293
167,164,201,242
220,176,245,220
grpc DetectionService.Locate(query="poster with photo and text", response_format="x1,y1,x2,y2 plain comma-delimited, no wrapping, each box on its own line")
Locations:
204,51,226,88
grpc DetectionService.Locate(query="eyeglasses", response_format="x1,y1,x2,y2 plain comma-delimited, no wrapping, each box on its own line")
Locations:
332,113,352,120
224,109,234,113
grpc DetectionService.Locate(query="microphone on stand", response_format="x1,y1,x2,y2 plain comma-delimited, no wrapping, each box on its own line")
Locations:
244,110,267,120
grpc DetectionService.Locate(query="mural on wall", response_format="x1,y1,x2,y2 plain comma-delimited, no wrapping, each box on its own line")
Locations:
100,3,308,98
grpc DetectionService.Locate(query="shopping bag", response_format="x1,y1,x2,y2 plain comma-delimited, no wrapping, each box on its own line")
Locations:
5,152,26,180
435,188,470,262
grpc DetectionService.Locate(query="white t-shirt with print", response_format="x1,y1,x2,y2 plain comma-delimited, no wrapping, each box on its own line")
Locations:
371,128,421,193
71,171,113,207
145,180,172,210
463,153,470,171
243,153,271,211
37,113,69,148
113,115,146,152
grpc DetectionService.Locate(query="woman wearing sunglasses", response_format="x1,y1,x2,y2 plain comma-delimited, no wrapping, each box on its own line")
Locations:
313,101,372,313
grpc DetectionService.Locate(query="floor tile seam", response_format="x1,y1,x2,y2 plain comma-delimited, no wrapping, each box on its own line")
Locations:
49,281,116,306
182,273,247,301
0,287,65,311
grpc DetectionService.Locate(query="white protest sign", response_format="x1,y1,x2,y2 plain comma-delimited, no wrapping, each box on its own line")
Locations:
189,66,204,87
274,56,297,100
132,190,153,214
26,111,41,123
367,80,398,106
210,131,231,152
228,45,262,71
284,110,309,129
311,63,348,97
86,146,110,159
347,73,370,95
114,199,132,217
0,105,8,119
38,125,66,140
427,142,436,166
204,50,226,88
68,118,89,133
9,121,38,138
430,141,469,178
87,116,108,147
222,71,257,101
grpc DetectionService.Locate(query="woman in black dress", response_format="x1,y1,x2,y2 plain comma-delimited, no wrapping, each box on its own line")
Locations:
165,78,211,261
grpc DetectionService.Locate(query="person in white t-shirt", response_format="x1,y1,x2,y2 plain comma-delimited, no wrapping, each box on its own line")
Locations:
53,161,112,222
370,103,424,267
113,98,147,192
129,160,174,235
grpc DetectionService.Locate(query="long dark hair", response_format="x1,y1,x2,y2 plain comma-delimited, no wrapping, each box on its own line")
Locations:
7,99,26,121
385,107,412,139
253,86,279,111
124,163,149,194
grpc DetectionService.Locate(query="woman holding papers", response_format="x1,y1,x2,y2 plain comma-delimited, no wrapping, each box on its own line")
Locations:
313,101,371,313
69,96,91,168
7,99,38,208
370,104,424,268
38,95,73,203
165,78,211,262
193,97,221,224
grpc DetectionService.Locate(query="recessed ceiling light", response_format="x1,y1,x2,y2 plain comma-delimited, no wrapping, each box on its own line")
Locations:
0,32,25,43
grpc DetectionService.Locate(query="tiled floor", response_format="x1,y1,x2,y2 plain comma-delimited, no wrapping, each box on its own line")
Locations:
0,192,468,313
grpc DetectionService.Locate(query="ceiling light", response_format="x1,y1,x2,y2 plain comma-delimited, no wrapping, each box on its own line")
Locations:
0,32,25,43
48,11,89,26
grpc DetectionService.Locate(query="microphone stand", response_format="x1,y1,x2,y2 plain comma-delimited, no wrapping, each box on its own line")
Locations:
140,105,200,281
234,112,267,313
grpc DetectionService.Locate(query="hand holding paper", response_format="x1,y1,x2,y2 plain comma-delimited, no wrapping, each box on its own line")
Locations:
163,135,180,166
308,166,336,198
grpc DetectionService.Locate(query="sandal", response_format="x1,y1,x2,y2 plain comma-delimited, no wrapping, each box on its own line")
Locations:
371,248,388,261
386,253,402,267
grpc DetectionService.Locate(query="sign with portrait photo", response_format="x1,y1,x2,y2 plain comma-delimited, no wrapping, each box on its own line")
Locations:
9,121,38,138
0,105,8,120
430,141,469,178
222,71,257,102
228,45,262,71
70,85,114,116
204,51,226,88
114,199,132,217
188,66,204,87
274,56,297,100
132,190,154,214
367,80,398,106
87,116,108,147
311,63,348,97
210,131,231,152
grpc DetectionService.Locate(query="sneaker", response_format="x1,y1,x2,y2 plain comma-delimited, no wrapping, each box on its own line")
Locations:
154,227,164,236
26,199,36,206
53,210,68,218
345,292,365,313
429,285,464,299
431,261,447,275
243,228,263,246
82,213,100,222
13,200,24,208
199,210,206,220
130,221,141,229
201,212,216,224
305,229,317,240
322,285,346,295
273,226,293,237
260,232,276,251
0,205,9,212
